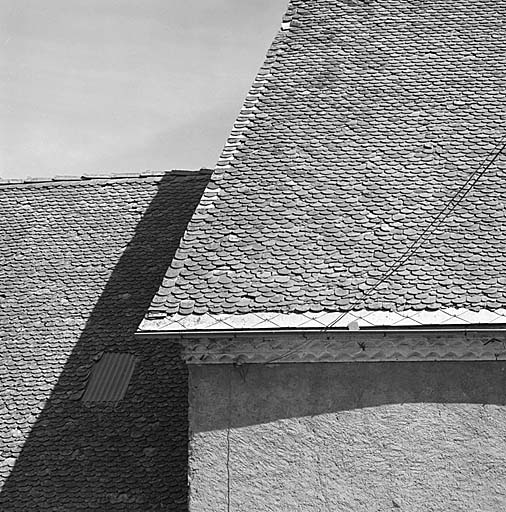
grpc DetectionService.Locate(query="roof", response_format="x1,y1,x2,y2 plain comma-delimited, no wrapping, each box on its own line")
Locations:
142,0,506,332
0,170,210,509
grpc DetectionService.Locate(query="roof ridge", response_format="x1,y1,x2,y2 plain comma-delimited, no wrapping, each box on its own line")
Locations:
0,168,214,188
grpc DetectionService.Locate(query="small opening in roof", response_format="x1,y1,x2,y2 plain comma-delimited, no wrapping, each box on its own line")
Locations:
82,353,138,403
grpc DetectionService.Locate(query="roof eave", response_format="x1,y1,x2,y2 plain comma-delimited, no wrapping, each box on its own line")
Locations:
136,324,506,338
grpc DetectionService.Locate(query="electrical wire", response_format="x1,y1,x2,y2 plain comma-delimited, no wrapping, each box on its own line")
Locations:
260,133,506,363
226,366,232,512
223,136,506,511
324,134,506,331
262,335,314,364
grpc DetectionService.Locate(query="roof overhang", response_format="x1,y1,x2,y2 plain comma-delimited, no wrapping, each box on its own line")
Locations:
137,309,506,363
138,307,506,336
138,327,506,364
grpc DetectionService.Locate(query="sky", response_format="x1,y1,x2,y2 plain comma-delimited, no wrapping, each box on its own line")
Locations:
0,0,288,179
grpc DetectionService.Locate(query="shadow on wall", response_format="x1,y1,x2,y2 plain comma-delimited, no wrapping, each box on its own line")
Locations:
190,361,506,433
0,173,210,511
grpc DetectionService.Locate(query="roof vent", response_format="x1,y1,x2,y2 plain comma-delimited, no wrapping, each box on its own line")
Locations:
82,353,138,403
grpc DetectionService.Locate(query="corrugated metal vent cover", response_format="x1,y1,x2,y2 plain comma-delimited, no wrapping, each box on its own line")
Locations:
82,352,138,403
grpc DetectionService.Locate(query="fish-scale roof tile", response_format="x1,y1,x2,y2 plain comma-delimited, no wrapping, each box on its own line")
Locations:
146,0,505,327
0,170,211,509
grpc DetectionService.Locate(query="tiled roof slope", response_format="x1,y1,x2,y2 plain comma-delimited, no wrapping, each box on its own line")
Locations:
147,0,506,321
0,171,210,510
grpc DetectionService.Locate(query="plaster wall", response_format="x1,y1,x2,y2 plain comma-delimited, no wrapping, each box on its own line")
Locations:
189,361,506,512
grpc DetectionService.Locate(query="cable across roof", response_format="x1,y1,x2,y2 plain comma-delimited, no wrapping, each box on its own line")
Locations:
144,0,506,326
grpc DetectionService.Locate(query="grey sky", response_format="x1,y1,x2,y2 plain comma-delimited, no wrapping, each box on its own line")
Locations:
0,0,288,178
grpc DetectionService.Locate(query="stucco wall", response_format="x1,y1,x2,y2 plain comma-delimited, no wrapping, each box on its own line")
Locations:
189,362,506,511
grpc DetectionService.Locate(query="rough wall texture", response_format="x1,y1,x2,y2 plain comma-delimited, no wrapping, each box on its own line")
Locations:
0,172,210,511
189,362,506,511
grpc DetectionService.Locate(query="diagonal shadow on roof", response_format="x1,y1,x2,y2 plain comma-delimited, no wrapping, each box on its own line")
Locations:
0,172,210,511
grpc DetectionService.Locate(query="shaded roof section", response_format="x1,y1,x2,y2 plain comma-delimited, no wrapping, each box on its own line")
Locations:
0,170,211,509
146,0,506,322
